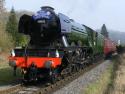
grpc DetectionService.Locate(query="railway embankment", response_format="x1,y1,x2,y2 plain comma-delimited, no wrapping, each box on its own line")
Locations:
82,53,125,94
53,53,125,94
105,53,125,94
53,57,112,94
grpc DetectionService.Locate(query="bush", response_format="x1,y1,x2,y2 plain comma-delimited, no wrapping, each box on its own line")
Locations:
6,7,29,47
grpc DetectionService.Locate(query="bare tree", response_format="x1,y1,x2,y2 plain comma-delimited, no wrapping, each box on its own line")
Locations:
0,0,5,13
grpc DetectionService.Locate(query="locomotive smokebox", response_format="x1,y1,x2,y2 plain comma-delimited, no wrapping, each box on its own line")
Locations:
18,6,61,46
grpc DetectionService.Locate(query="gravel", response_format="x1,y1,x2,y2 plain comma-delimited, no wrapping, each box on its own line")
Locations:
53,60,111,94
0,85,15,91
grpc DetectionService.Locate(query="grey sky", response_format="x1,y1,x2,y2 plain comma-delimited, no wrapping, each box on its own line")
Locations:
5,0,125,32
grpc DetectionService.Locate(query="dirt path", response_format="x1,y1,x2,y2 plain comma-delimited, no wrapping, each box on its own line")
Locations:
109,54,125,94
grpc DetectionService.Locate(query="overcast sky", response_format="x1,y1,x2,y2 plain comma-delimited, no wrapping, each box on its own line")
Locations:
5,0,125,32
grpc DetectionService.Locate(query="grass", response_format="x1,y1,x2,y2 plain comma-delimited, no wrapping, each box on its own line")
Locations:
0,67,22,85
82,55,121,94
82,62,113,94
0,53,22,85
106,54,125,94
104,55,121,94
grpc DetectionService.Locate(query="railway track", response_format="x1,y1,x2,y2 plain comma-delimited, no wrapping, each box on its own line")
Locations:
0,56,104,94
0,84,22,94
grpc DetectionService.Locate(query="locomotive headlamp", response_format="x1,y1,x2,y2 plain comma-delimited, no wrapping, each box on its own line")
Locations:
44,60,53,69
9,60,16,67
11,49,15,57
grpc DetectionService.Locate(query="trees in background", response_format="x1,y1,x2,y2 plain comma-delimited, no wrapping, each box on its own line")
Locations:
101,24,109,38
0,0,14,52
6,7,28,47
6,7,18,43
6,7,19,46
0,2,28,52
0,19,13,52
0,0,5,13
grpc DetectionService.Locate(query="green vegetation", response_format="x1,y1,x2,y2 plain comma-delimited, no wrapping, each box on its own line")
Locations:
0,1,13,52
0,3,24,85
0,67,21,85
105,55,122,94
6,7,28,47
0,22,13,52
6,7,18,46
101,24,109,38
0,55,22,85
0,6,29,52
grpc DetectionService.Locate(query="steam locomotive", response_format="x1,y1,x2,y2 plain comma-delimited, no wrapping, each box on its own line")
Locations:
9,6,116,82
